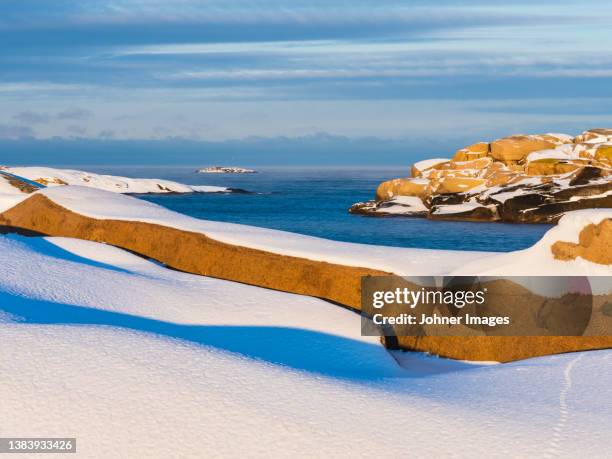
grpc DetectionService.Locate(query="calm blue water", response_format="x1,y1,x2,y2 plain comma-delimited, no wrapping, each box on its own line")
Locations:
81,166,552,252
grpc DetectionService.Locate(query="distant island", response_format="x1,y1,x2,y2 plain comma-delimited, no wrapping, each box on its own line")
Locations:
197,166,257,174
0,166,235,194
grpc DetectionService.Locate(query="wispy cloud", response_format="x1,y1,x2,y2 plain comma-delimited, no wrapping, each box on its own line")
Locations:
1,0,612,142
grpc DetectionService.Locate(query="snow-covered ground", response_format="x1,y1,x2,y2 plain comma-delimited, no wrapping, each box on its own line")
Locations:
1,166,229,194
1,234,610,458
0,173,31,212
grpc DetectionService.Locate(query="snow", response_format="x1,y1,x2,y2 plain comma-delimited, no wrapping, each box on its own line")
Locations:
487,187,533,204
584,136,609,144
0,174,31,212
483,176,551,204
12,185,607,278
0,235,389,363
1,182,610,296
526,148,576,162
4,166,229,194
432,199,484,215
375,196,428,214
454,209,612,280
435,203,486,214
1,233,610,457
569,190,612,201
35,186,492,275
412,158,449,172
546,132,574,142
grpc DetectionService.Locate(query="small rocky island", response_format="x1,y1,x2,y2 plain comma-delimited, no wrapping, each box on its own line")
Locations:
350,128,612,223
197,166,257,174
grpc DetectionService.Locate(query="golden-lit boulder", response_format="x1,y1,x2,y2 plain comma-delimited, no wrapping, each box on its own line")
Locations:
507,163,526,173
450,157,492,171
375,177,429,201
525,159,582,176
595,145,612,164
452,142,489,162
427,169,482,182
484,171,520,187
436,177,487,194
482,162,519,186
551,219,612,265
490,135,556,162
482,161,508,175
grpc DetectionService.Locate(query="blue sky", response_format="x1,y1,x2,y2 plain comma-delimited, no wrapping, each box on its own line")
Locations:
1,0,612,150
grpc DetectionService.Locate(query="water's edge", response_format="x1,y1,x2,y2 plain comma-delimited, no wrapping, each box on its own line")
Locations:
83,166,552,252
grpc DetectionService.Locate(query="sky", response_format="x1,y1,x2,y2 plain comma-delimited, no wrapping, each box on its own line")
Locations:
1,0,612,164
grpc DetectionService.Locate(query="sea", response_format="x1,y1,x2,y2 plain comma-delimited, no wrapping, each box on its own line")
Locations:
80,166,552,252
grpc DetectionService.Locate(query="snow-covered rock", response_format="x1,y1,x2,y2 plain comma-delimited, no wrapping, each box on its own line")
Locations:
454,209,612,277
22,185,492,276
3,185,610,277
355,128,612,223
349,195,428,217
1,184,610,364
410,158,450,177
2,166,231,194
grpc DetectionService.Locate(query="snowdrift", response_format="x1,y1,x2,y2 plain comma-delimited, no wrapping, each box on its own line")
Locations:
1,235,610,456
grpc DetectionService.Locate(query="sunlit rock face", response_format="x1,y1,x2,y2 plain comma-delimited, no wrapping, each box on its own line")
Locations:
552,218,612,265
350,129,612,223
490,135,558,162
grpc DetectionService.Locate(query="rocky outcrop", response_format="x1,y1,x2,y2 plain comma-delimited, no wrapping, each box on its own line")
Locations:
410,158,450,178
452,142,489,162
1,193,611,363
350,196,428,217
574,128,612,143
375,178,429,201
490,135,557,162
1,194,386,310
552,218,612,265
435,177,487,194
351,129,612,223
525,158,582,176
